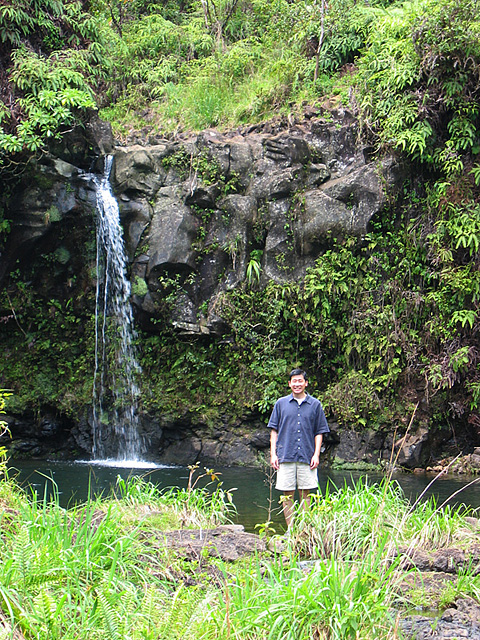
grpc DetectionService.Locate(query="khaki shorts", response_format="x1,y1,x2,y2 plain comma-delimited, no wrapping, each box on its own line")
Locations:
275,462,318,491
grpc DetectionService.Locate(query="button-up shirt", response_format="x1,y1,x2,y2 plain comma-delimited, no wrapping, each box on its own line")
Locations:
268,393,329,464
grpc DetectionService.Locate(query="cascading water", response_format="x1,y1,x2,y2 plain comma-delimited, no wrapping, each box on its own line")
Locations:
91,155,143,462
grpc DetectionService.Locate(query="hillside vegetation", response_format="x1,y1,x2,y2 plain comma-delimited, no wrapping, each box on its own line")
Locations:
1,0,480,450
1,0,478,156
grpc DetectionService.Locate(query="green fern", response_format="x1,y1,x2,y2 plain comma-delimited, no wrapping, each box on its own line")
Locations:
33,588,58,635
13,526,31,591
155,585,216,640
98,589,121,640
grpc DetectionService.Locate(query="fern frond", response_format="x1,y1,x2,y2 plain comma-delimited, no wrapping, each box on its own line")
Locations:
98,590,121,640
13,526,31,589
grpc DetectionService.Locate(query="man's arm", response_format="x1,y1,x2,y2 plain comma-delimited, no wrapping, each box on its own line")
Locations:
270,429,279,470
310,433,323,469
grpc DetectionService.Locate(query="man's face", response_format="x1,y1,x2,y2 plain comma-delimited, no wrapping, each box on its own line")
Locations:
288,375,308,397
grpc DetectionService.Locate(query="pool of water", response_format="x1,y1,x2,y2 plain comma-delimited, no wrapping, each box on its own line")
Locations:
6,460,480,533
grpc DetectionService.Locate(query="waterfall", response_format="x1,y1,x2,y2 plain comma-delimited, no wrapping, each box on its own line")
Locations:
91,156,143,461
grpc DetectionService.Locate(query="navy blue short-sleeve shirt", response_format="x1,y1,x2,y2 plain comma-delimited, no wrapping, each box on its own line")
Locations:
268,393,329,464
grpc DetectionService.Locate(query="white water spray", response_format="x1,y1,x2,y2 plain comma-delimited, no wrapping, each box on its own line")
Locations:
91,156,143,461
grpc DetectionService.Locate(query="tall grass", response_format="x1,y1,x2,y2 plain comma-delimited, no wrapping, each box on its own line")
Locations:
0,465,477,640
285,476,478,562
199,476,480,640
0,489,157,639
0,470,234,639
114,470,237,529
291,477,409,560
207,545,402,640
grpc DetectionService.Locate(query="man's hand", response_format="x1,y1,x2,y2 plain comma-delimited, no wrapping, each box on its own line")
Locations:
271,453,280,470
311,434,323,469
270,428,279,469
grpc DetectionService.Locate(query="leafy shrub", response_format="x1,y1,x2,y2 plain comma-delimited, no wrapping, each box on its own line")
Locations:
0,0,105,159
356,0,480,172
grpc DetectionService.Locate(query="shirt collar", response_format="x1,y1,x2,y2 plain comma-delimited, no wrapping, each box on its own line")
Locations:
289,392,311,403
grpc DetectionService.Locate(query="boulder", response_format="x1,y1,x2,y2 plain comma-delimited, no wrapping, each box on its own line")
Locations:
395,427,430,468
159,525,266,562
402,597,480,640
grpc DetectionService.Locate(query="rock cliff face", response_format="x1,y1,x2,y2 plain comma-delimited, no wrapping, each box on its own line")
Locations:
112,112,402,334
1,110,417,467
1,110,402,325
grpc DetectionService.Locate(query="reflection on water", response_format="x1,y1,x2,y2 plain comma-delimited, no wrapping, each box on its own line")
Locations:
7,460,480,533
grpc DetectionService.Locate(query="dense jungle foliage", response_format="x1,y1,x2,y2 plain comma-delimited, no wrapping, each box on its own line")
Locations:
1,0,480,448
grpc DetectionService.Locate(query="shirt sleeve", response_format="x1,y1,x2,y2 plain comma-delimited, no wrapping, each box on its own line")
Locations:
314,402,330,435
267,400,281,430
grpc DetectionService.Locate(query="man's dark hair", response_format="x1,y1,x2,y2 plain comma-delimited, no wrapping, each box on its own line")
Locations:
289,368,308,380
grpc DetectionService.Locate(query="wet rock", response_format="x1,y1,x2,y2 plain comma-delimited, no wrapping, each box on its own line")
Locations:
146,187,199,277
156,421,265,467
395,426,430,468
160,525,266,562
221,440,258,466
3,112,405,332
263,135,310,165
306,162,330,187
402,597,480,640
38,416,62,437
331,428,387,466
159,436,203,465
397,545,480,574
85,110,114,156
113,145,168,195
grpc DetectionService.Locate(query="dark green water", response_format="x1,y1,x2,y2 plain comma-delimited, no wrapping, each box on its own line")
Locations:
7,460,480,533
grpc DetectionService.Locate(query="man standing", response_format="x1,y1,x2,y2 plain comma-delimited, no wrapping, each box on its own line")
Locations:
268,368,330,527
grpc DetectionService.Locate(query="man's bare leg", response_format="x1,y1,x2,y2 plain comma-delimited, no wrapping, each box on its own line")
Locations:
299,489,311,511
282,490,295,528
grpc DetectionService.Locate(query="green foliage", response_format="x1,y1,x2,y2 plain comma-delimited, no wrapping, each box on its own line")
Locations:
3,47,99,152
0,0,105,163
0,274,97,415
2,0,479,164
98,0,362,133
0,0,64,48
0,472,235,640
0,389,11,465
131,275,148,297
245,249,263,285
356,0,480,172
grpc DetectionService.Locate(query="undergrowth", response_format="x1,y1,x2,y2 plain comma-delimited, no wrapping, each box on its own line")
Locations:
0,458,479,639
